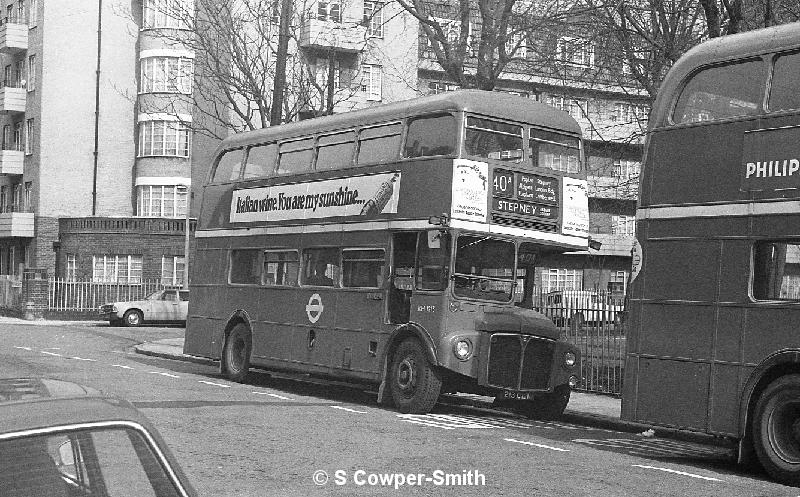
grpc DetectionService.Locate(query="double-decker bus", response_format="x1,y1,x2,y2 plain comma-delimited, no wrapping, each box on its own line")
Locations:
624,22,800,484
185,90,586,418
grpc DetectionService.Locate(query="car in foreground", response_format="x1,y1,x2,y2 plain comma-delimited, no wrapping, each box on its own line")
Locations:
0,377,196,497
99,288,189,327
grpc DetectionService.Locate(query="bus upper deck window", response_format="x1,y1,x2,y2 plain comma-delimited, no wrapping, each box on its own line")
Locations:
529,129,581,174
243,143,278,179
769,52,800,112
673,60,764,124
357,123,402,165
464,116,523,163
211,149,244,183
403,114,456,158
277,138,314,175
316,131,356,170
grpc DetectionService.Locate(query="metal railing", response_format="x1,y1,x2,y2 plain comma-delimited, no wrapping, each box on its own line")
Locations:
48,278,172,313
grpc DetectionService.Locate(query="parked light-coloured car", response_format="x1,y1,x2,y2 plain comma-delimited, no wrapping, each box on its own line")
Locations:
542,290,623,328
0,377,196,497
99,289,189,327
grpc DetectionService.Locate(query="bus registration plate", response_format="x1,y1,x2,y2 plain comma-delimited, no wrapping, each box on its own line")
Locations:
502,390,533,400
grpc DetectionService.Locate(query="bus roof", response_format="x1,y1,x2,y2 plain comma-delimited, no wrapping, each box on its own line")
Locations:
220,90,581,150
650,21,800,128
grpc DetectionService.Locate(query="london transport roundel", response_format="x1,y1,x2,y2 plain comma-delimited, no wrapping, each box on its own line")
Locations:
306,293,324,324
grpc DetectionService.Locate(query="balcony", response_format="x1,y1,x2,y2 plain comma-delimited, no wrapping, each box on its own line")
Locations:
0,212,34,238
0,22,28,53
298,19,367,53
0,86,25,113
0,149,23,174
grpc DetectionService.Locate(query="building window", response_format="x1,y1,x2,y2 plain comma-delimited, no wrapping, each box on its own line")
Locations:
14,59,23,87
16,0,24,24
161,255,185,286
140,56,193,94
428,81,460,95
547,95,588,120
137,184,188,217
317,0,341,22
143,0,193,29
612,159,640,180
92,255,143,284
13,122,21,151
611,215,636,236
65,254,77,281
613,102,648,123
314,57,342,89
11,183,21,211
363,1,383,37
607,270,627,295
541,268,583,291
0,185,6,212
138,120,191,157
506,29,526,58
23,181,31,211
360,64,381,101
24,118,33,155
557,36,594,67
26,54,34,90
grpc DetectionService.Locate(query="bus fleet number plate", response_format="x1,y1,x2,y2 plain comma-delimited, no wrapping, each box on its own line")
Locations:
502,390,533,400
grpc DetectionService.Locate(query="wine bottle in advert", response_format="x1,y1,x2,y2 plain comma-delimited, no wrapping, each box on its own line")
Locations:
360,173,398,217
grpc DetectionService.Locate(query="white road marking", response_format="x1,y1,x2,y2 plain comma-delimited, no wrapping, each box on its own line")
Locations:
111,364,134,370
41,351,63,357
504,438,570,452
13,346,32,351
397,413,538,430
330,406,367,414
70,357,97,362
149,372,181,378
632,465,722,482
198,380,230,388
251,392,292,400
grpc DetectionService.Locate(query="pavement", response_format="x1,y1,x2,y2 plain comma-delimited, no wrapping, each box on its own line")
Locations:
0,315,726,446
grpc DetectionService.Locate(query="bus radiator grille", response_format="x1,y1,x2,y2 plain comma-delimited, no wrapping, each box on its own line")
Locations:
487,334,554,390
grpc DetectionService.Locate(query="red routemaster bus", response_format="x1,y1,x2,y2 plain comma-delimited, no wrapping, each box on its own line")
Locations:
625,22,800,484
185,90,587,418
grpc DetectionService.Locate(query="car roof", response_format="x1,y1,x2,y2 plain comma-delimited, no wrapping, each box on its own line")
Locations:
0,378,149,436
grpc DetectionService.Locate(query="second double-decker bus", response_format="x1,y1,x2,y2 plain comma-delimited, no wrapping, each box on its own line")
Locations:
185,90,587,418
624,22,800,485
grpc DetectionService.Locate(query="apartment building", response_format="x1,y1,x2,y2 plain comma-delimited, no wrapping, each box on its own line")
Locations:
0,0,418,284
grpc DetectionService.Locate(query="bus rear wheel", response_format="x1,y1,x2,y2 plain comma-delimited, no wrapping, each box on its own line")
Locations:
754,374,800,485
222,323,252,383
389,338,442,414
521,385,571,420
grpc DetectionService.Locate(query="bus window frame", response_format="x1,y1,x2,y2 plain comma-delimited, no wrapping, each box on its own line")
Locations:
242,142,279,179
208,147,247,184
277,137,316,175
301,247,341,288
669,57,769,127
341,247,386,289
356,121,403,166
463,114,525,164
315,130,357,171
401,112,459,159
750,239,800,302
228,248,263,286
766,50,800,114
528,127,583,173
262,249,300,287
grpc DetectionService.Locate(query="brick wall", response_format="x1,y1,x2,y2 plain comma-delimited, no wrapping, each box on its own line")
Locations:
32,216,59,277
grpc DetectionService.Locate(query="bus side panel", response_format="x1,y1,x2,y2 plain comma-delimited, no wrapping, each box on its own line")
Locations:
186,242,231,358
635,357,710,430
248,287,298,366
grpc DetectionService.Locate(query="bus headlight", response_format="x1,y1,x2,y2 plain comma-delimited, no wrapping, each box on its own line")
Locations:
453,339,473,361
564,351,577,367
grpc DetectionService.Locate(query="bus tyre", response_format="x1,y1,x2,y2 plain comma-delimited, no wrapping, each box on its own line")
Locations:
522,385,571,420
389,338,442,414
222,324,252,383
753,374,800,485
123,310,142,327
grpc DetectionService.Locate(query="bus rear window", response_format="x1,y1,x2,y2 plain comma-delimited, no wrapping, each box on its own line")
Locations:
673,60,764,124
769,52,800,112
530,129,581,173
211,149,244,183
403,114,456,158
464,116,523,162
752,241,800,301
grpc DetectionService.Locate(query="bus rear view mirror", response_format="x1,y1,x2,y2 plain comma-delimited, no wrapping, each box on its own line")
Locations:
427,231,441,249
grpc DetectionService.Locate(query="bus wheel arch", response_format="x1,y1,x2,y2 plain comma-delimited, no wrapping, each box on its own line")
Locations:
220,312,253,383
740,353,800,478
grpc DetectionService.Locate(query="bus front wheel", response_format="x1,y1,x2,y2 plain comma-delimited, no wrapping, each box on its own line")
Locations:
222,323,252,383
389,338,442,414
753,374,800,485
521,385,571,420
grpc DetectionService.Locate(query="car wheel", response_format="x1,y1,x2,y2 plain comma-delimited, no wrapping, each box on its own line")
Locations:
389,338,442,414
222,323,252,382
520,385,571,420
753,374,800,485
123,310,143,327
